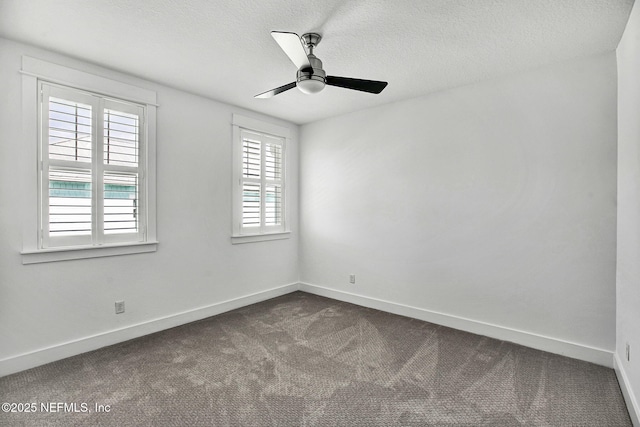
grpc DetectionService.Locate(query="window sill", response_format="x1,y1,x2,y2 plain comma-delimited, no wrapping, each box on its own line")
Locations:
231,232,290,245
21,241,158,264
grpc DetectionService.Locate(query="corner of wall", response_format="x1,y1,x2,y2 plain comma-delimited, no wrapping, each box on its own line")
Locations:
614,353,640,426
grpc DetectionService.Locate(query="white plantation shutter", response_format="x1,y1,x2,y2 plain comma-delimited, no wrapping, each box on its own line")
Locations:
102,100,143,244
40,83,145,248
42,85,95,247
48,97,92,163
243,136,261,178
104,108,139,167
264,141,282,226
242,182,261,227
104,172,139,235
48,169,92,239
238,129,285,234
265,184,282,226
264,141,282,180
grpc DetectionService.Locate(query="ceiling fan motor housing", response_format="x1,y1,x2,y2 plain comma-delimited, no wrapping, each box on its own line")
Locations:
296,54,326,94
297,33,326,94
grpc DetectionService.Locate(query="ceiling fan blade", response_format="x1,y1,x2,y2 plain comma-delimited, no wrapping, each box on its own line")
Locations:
255,82,297,98
326,76,388,94
271,31,310,70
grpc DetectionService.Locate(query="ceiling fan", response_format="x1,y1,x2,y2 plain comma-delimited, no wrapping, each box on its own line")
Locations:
255,31,388,98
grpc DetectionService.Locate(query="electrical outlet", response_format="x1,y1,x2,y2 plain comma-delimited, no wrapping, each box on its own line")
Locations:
349,274,356,284
626,343,630,362
115,300,125,314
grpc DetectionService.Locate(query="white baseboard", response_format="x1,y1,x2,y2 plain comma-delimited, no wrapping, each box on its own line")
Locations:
2,282,617,379
299,282,614,368
614,353,640,426
0,283,300,377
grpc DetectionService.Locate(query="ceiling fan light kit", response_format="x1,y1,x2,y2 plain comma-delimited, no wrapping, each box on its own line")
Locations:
255,31,388,99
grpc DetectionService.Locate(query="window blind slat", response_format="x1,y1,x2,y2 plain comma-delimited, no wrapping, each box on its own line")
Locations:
50,100,91,116
243,138,261,179
49,169,92,237
242,182,261,227
265,184,282,226
104,109,139,167
104,172,138,235
265,143,282,180
48,97,92,164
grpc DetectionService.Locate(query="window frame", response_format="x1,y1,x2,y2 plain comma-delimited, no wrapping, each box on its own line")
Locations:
20,56,158,264
231,114,290,244
41,82,147,248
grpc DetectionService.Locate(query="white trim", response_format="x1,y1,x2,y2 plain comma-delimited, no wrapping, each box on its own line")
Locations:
21,241,159,264
231,114,290,238
0,283,299,377
231,231,291,244
1,283,621,381
145,106,158,242
21,57,157,106
614,353,640,426
21,71,40,254
21,56,158,260
299,282,614,367
232,113,290,138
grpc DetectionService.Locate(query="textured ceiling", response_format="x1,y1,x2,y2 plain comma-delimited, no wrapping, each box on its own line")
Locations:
0,0,634,124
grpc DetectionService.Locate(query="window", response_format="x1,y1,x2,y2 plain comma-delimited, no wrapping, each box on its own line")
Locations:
240,130,284,229
42,83,145,248
21,56,157,263
232,114,290,243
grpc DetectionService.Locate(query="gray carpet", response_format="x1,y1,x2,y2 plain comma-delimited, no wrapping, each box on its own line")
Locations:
0,291,631,426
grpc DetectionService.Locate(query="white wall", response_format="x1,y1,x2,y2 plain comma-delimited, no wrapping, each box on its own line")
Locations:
0,33,624,380
0,38,299,374
616,0,640,422
300,53,618,362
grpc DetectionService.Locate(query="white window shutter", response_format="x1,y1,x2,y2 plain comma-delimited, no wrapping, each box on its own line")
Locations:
104,108,139,167
47,97,92,163
42,85,96,247
237,128,286,234
48,169,92,238
265,184,282,226
102,101,143,243
243,136,261,179
103,172,139,235
242,182,261,228
40,83,147,248
264,138,283,227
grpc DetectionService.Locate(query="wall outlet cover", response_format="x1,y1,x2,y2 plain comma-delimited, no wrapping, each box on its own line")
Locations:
115,300,125,314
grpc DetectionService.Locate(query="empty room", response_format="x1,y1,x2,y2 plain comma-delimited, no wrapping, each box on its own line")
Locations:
0,0,638,425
